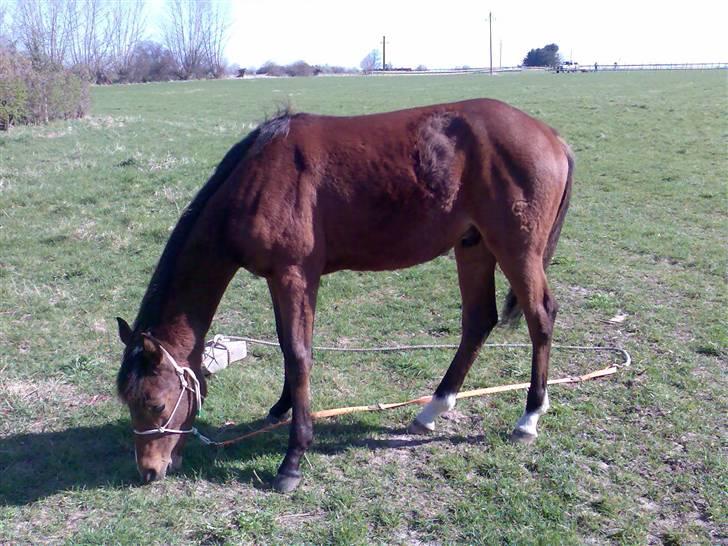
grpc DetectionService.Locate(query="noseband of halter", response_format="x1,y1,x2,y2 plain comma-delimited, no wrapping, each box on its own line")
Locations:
132,342,204,438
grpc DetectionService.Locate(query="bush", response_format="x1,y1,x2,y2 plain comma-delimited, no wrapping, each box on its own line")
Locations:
256,61,287,77
0,49,30,129
317,65,357,75
0,47,89,129
255,60,325,78
286,61,318,77
125,41,178,83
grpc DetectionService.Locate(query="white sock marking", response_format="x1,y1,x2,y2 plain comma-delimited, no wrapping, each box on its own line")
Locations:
515,390,550,437
414,393,456,431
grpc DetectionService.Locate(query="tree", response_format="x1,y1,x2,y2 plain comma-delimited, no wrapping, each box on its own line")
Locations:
522,43,561,68
360,49,381,73
13,0,73,69
107,0,146,81
201,0,228,78
162,0,229,79
0,3,7,38
0,3,12,49
67,0,109,81
127,40,176,83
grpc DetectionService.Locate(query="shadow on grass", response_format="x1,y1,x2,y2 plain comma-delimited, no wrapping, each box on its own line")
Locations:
0,417,489,506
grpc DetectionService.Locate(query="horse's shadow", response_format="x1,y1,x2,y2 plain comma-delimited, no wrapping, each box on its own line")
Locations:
0,417,488,506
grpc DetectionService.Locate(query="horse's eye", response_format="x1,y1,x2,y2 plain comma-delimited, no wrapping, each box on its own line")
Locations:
149,403,165,414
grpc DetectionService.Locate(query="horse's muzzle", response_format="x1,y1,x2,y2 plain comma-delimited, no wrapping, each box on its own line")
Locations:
140,463,168,483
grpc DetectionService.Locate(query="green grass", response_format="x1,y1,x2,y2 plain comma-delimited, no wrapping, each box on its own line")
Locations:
1,71,726,544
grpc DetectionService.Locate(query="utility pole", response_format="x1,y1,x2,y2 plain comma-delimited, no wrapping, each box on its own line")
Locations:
488,12,493,75
382,35,386,70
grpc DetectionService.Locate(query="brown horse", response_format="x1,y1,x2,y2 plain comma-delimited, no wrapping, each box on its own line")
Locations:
116,98,573,492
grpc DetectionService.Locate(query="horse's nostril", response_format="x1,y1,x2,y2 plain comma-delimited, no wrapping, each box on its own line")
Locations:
142,469,158,483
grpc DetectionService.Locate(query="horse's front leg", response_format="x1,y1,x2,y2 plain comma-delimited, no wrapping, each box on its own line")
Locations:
265,279,291,425
409,241,497,433
268,265,319,493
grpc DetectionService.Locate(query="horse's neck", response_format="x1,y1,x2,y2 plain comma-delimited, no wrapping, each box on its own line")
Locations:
147,237,239,364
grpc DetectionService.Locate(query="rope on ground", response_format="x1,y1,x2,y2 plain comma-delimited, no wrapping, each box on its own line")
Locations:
193,336,631,448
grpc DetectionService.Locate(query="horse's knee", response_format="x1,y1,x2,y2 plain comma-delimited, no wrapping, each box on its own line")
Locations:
462,304,498,341
282,341,311,368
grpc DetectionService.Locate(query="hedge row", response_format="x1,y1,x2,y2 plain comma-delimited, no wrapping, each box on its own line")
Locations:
0,48,89,130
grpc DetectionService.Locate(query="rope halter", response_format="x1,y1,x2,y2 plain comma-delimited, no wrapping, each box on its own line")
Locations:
132,342,204,438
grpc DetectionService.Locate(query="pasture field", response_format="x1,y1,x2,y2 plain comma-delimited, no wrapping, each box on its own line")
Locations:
0,70,726,544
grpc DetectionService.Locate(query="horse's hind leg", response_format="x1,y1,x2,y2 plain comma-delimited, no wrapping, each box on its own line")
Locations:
409,239,498,433
498,254,558,443
267,265,320,493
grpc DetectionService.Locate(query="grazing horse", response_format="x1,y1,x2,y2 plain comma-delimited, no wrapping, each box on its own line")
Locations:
116,98,574,492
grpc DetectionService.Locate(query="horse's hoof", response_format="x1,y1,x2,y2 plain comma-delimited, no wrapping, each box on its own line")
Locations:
509,428,537,444
264,411,290,426
272,473,302,493
407,418,434,435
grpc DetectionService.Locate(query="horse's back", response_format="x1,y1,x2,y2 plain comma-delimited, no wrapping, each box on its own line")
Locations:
224,99,570,275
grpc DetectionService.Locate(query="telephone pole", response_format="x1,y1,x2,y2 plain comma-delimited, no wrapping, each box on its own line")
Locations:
488,12,493,75
382,35,386,70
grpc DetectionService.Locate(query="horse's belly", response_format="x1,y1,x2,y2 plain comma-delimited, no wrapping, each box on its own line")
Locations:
322,216,465,273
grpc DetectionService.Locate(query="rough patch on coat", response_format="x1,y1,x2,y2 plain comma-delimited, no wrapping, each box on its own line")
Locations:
413,112,464,209
511,199,538,233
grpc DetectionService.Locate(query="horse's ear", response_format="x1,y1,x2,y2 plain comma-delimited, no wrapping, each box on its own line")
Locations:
117,317,132,346
140,332,163,366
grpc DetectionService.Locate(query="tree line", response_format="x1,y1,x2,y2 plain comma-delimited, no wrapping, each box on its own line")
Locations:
522,43,562,68
0,0,231,84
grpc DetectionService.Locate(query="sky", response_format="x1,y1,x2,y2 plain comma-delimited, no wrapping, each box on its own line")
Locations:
147,0,727,69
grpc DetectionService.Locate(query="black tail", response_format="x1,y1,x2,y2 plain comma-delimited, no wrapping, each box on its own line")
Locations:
501,139,574,327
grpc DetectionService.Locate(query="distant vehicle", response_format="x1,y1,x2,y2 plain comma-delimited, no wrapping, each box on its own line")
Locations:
555,61,579,73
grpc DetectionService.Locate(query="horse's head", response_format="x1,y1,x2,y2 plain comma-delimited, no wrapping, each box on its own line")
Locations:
116,318,205,482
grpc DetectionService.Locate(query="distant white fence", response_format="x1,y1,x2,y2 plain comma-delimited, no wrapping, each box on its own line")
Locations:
370,63,727,76
599,62,728,71
370,66,524,75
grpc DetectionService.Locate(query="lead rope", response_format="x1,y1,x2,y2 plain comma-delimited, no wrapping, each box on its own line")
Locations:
191,338,631,448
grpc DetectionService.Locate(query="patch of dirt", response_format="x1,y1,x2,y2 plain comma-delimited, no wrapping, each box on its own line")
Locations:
4,378,78,401
1,378,110,433
82,115,137,129
43,127,74,139
392,529,437,545
72,220,98,241
439,409,469,424
275,509,325,528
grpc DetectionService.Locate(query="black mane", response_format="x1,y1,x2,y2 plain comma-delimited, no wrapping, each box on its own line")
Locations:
131,127,262,332
117,112,300,399
117,127,261,399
